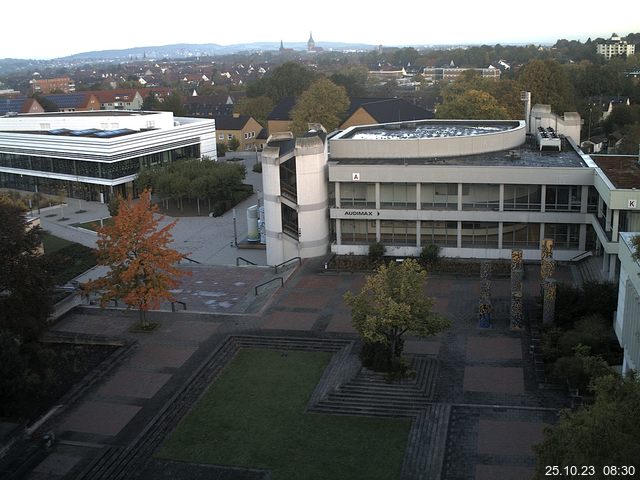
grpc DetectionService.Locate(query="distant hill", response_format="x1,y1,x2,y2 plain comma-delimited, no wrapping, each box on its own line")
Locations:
63,42,377,60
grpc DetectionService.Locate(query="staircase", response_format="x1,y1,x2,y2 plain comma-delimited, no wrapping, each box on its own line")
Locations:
576,255,603,284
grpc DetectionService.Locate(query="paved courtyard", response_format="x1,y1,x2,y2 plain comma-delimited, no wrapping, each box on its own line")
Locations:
20,258,572,480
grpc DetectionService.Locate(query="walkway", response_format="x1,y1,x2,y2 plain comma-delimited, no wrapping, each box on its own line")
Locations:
21,259,571,480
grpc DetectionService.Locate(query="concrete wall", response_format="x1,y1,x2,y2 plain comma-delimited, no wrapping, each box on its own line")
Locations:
330,121,526,159
529,105,581,143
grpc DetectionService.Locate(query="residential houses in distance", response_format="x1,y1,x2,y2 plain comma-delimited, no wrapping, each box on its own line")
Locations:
214,114,263,151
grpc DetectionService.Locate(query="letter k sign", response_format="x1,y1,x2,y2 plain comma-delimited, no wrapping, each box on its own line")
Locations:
629,199,637,209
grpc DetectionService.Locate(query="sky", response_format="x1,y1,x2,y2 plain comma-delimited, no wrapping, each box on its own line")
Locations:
2,0,639,60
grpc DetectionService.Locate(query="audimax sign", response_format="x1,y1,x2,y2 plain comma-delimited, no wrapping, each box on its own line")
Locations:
343,210,380,216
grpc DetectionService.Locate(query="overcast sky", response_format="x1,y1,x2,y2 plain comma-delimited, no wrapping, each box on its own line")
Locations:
2,0,639,59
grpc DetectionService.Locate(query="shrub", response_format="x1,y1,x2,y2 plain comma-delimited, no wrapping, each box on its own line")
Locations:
419,244,441,266
107,195,121,217
252,162,263,173
368,241,385,264
216,142,228,157
360,338,405,372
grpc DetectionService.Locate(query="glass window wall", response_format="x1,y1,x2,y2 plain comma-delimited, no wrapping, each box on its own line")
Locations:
462,184,500,210
421,183,458,210
339,182,376,208
503,184,542,211
461,222,499,248
341,219,376,244
380,183,416,209
380,220,416,245
502,222,540,248
420,221,457,247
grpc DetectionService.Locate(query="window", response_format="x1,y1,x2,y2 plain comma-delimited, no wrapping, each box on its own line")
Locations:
380,183,416,209
545,223,579,249
219,134,224,140
341,220,376,244
380,221,416,245
421,183,458,210
461,222,499,248
281,204,298,239
545,186,581,212
340,182,375,208
503,184,542,211
420,221,457,247
462,184,500,210
227,134,233,140
502,223,540,248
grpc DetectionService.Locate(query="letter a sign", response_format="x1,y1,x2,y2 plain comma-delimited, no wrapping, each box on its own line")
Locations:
352,172,360,181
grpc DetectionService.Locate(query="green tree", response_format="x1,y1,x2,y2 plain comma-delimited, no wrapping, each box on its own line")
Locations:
234,95,274,126
437,89,509,119
228,137,240,152
518,59,576,113
330,66,369,97
534,373,640,478
344,259,450,370
291,78,349,134
142,93,160,111
246,62,317,103
163,92,185,116
0,196,52,342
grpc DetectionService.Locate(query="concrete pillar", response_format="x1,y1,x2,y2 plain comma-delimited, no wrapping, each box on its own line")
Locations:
335,219,342,245
375,183,380,210
539,224,545,248
579,224,587,251
609,254,617,281
598,196,604,218
416,220,421,248
335,182,341,208
580,185,589,214
376,219,380,242
540,184,546,213
499,184,504,212
457,221,462,248
612,210,620,240
498,222,503,249
602,252,609,276
457,183,463,211
416,183,421,210
605,206,612,232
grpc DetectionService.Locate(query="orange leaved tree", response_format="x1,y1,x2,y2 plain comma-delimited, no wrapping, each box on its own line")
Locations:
84,189,188,328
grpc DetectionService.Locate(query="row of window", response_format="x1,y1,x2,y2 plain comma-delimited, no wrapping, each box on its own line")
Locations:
339,220,582,249
336,182,597,213
217,131,256,141
0,146,199,180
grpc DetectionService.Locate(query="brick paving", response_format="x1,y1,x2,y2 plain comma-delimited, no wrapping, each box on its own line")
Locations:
16,259,577,480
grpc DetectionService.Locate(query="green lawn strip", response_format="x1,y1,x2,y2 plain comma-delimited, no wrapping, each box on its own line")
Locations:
157,348,410,480
42,233,97,284
42,233,73,254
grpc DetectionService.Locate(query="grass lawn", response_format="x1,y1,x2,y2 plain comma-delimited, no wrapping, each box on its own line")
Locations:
157,348,410,480
42,233,97,284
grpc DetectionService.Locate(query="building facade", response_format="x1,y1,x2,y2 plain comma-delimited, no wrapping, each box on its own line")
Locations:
261,113,640,280
422,66,501,82
596,34,636,60
615,233,640,375
0,111,216,202
30,77,75,95
214,115,263,151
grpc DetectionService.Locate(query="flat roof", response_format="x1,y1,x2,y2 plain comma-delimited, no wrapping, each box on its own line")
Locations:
330,136,586,168
337,120,521,140
11,110,156,118
592,155,640,189
349,123,515,140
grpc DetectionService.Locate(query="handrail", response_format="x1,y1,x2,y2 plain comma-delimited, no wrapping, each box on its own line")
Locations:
274,256,301,274
182,255,201,264
568,251,593,263
171,301,187,312
236,256,257,266
255,277,283,296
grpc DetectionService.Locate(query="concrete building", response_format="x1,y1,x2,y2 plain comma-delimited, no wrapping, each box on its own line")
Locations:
30,77,75,95
260,108,640,279
0,110,216,202
422,66,501,82
615,232,640,375
596,33,636,60
261,129,329,265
